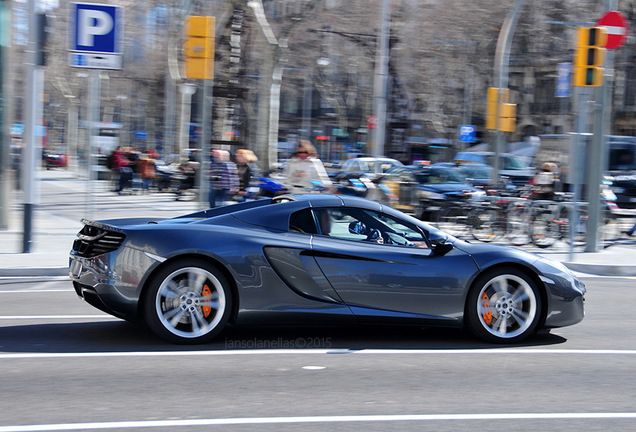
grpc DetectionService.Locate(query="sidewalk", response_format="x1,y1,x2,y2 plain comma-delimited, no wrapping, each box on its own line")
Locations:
1,169,635,277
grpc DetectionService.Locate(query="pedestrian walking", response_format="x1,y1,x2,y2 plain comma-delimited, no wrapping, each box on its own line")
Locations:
281,140,332,194
235,148,259,201
209,149,239,208
110,146,131,194
137,153,157,193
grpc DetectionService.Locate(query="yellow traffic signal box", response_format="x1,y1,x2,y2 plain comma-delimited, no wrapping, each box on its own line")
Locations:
486,87,514,132
184,16,215,80
573,27,606,87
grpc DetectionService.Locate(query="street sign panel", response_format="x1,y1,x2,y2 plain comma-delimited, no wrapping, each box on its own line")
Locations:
70,3,122,69
597,11,628,49
458,125,476,143
556,62,571,97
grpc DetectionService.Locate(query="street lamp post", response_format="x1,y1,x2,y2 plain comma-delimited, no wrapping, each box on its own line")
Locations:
371,0,390,163
178,82,197,162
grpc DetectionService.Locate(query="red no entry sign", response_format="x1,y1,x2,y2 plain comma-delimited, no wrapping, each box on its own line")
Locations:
597,11,629,49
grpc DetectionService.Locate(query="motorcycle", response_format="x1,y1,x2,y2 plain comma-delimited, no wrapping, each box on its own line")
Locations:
258,177,288,197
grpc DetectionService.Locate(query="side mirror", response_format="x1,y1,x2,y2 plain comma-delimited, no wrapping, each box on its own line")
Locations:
429,231,453,254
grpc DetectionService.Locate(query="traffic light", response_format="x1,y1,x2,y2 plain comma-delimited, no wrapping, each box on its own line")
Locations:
183,16,215,80
486,87,514,132
35,13,50,66
573,26,607,87
499,103,516,133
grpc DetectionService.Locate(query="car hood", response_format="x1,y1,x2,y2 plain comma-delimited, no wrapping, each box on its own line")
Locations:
452,239,541,269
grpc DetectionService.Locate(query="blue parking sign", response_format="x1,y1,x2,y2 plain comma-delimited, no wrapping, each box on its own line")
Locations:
458,125,476,143
70,3,122,69
72,3,120,54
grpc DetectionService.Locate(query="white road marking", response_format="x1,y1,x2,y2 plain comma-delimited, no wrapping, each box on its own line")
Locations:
0,289,74,293
0,315,115,320
1,412,636,431
1,348,636,360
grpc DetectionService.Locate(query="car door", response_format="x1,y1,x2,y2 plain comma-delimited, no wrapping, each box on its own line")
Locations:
309,207,477,320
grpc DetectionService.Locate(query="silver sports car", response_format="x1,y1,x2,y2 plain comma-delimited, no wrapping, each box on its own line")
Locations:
69,194,585,344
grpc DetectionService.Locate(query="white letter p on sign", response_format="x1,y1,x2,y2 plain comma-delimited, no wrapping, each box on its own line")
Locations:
78,9,113,47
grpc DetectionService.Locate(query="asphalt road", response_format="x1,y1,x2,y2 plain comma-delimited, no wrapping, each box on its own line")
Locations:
1,275,636,431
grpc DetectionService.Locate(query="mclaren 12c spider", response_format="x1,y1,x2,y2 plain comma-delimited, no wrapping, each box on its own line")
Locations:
69,194,585,344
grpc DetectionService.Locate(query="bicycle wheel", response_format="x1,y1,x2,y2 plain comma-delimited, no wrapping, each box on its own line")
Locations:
529,209,559,249
437,204,469,238
506,206,530,246
599,206,621,248
561,206,586,248
470,207,502,242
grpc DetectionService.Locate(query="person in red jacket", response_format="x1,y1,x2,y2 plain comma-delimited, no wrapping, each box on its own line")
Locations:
110,146,131,193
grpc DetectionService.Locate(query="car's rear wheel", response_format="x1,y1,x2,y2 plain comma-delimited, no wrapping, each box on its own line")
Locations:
144,259,232,344
466,268,541,343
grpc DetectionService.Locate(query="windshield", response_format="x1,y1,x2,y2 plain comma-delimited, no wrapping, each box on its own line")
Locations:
458,165,491,178
609,148,636,170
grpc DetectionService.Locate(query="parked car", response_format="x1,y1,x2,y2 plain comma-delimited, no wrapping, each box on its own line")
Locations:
453,151,535,187
606,138,636,209
377,164,486,220
334,157,403,197
69,194,585,344
42,148,68,169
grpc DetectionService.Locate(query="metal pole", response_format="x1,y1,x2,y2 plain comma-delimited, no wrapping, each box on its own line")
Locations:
267,64,282,171
302,69,312,141
571,88,590,261
0,0,11,230
586,0,618,251
493,0,525,180
85,70,100,219
372,0,390,161
198,79,211,209
178,82,196,163
22,0,43,253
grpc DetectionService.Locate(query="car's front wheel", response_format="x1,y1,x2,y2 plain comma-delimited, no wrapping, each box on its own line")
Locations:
143,259,232,344
466,268,541,343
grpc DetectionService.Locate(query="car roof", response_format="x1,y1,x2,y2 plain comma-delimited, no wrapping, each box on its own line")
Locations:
188,194,385,232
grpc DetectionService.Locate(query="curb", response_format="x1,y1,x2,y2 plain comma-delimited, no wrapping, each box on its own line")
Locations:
562,262,636,277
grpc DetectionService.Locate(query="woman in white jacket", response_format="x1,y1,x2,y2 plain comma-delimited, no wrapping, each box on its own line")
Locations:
282,140,332,194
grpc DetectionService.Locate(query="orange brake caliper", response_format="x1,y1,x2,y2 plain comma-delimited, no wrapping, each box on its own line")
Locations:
481,292,492,325
202,285,212,318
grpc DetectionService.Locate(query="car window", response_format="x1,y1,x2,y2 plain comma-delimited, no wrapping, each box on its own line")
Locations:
314,207,428,247
289,209,318,234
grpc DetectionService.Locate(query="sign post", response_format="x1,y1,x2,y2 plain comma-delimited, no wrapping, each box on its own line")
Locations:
69,2,122,219
585,10,627,251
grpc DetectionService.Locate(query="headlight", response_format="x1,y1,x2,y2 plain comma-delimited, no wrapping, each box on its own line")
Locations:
611,186,625,194
536,256,574,277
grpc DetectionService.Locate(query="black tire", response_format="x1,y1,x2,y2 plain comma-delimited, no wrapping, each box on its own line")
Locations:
465,267,542,344
143,259,232,344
